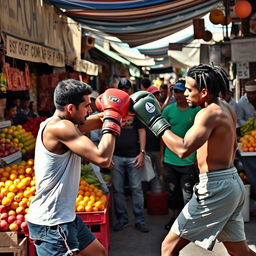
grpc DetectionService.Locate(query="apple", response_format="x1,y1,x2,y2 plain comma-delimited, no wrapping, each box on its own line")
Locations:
0,220,9,231
7,215,16,224
21,221,28,232
0,205,7,213
15,219,22,227
0,212,8,220
16,214,25,222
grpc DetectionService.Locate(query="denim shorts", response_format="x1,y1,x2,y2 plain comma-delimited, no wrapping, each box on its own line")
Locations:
28,216,96,256
170,167,246,251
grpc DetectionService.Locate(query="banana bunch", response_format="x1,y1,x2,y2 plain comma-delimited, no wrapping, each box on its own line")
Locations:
240,118,256,136
81,164,101,187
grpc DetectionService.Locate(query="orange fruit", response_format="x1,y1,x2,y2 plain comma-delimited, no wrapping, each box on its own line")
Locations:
77,190,84,196
16,206,25,214
14,193,23,202
10,173,18,181
76,205,84,212
0,177,8,182
0,187,8,195
5,180,13,188
85,205,92,212
249,147,254,152
8,210,16,216
2,197,12,206
25,167,33,175
6,192,15,199
9,223,19,231
8,184,18,193
10,202,19,210
2,171,10,178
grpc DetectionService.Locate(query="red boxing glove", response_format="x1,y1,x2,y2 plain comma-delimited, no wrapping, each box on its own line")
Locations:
96,88,130,136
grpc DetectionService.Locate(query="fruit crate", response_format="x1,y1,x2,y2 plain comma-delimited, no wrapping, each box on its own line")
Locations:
76,200,110,255
26,199,110,256
0,235,27,256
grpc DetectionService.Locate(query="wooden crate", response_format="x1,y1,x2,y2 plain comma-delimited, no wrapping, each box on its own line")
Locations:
0,237,27,256
0,231,19,247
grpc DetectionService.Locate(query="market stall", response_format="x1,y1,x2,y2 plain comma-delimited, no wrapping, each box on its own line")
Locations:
237,146,256,197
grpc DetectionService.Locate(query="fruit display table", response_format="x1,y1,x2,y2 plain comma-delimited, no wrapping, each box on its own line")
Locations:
237,144,256,196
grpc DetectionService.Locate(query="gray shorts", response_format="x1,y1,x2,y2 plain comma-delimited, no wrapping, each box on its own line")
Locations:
170,167,246,250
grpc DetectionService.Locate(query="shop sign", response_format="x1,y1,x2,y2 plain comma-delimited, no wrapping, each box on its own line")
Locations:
231,38,256,62
73,59,98,76
6,34,64,67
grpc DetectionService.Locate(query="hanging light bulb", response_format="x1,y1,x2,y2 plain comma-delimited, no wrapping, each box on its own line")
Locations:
234,0,252,19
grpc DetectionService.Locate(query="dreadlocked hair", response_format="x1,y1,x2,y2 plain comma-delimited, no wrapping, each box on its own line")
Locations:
187,64,229,97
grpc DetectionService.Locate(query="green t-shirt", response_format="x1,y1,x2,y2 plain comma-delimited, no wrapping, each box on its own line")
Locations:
162,103,201,166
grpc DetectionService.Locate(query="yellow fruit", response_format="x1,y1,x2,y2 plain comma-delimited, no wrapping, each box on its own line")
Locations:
9,223,19,231
76,205,84,212
2,197,12,206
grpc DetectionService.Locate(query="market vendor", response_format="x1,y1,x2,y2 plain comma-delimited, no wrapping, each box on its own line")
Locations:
237,79,256,128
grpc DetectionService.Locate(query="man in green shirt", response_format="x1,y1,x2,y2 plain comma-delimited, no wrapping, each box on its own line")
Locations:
161,80,200,230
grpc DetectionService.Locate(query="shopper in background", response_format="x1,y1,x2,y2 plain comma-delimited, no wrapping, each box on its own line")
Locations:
144,85,165,188
140,78,151,91
4,103,18,125
28,101,39,119
237,79,256,128
111,78,149,233
159,83,176,108
26,79,130,256
89,90,101,146
160,79,200,230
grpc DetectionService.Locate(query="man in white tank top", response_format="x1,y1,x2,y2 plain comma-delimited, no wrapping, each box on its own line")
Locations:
27,79,130,256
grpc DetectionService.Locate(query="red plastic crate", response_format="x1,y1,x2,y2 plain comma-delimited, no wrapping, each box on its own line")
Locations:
76,203,110,255
26,198,110,256
28,237,37,256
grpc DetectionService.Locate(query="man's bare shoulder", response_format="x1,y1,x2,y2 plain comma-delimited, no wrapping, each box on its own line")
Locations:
45,118,78,140
194,103,222,125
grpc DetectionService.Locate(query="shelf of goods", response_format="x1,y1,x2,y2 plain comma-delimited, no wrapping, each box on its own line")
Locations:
238,143,256,156
0,231,27,256
0,121,11,130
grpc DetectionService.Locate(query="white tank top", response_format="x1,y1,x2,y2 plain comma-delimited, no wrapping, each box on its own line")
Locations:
26,117,81,226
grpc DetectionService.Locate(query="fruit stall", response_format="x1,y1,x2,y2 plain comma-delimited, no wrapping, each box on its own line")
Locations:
238,118,256,198
0,119,112,255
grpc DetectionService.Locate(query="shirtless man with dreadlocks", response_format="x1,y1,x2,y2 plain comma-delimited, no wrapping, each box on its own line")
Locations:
129,64,256,256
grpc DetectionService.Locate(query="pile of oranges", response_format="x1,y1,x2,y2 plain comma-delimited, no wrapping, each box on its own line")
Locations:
76,179,107,212
0,159,35,231
239,130,256,152
0,159,107,231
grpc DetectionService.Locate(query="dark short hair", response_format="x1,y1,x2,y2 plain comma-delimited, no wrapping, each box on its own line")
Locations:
5,103,17,111
160,84,168,90
187,64,229,97
141,78,151,89
54,79,92,110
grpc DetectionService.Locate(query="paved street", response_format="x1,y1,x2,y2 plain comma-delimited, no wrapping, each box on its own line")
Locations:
109,199,256,256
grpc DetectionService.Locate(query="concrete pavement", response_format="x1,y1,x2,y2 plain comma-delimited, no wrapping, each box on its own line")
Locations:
109,200,256,256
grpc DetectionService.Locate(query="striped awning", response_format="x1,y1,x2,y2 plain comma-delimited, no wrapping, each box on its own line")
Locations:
49,0,221,47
